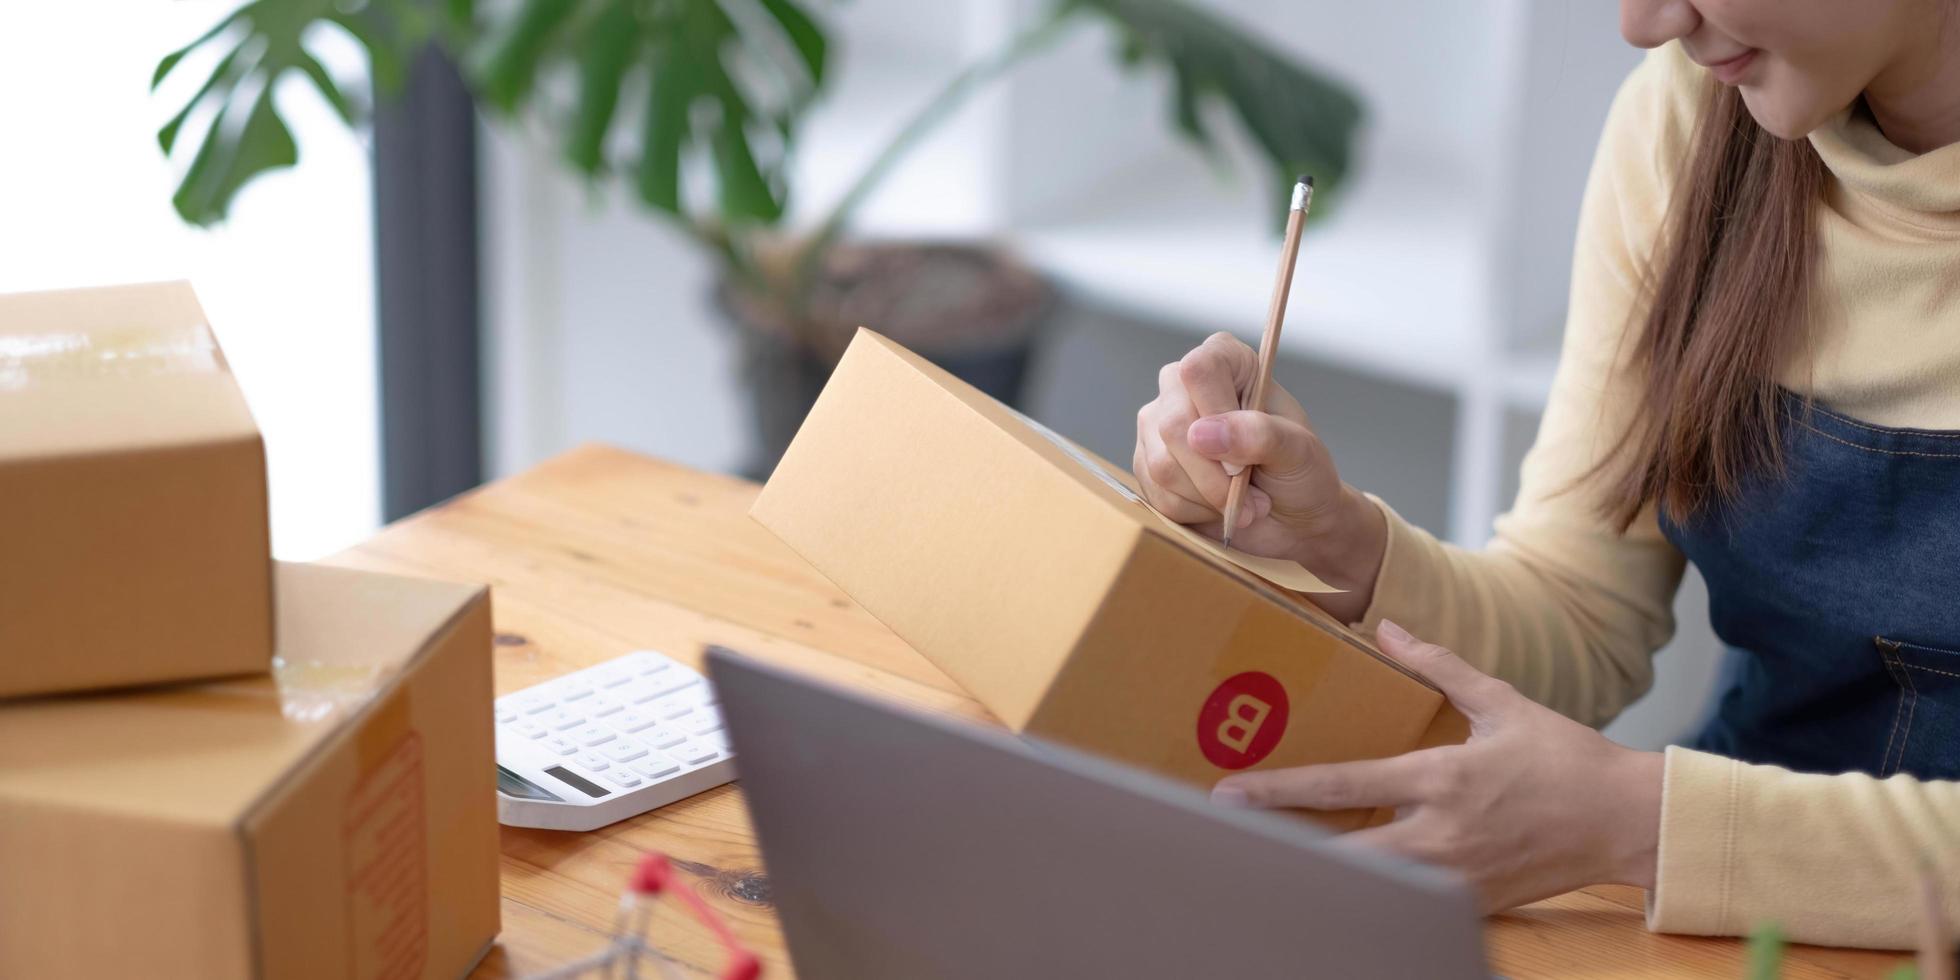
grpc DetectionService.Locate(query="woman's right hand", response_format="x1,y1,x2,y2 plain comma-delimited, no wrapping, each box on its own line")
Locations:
1133,332,1387,620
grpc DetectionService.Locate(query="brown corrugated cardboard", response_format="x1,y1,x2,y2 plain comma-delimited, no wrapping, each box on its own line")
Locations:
0,280,272,698
752,329,1468,830
0,562,501,979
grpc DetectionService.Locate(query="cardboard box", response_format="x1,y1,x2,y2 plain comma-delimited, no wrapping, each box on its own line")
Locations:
753,330,1469,830
0,280,272,698
0,562,502,979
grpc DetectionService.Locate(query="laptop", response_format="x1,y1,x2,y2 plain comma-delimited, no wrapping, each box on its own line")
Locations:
706,648,1487,979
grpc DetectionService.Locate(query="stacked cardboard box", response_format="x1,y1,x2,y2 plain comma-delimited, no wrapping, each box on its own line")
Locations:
0,281,272,697
0,283,501,979
753,330,1469,830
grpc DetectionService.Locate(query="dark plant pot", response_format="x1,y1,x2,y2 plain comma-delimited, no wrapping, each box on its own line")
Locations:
719,242,1053,480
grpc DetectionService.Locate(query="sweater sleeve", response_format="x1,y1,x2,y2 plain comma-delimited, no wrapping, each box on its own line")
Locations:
1651,747,1960,948
1355,44,1704,727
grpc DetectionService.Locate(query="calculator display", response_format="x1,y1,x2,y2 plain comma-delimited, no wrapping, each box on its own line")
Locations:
497,765,564,802
544,765,611,799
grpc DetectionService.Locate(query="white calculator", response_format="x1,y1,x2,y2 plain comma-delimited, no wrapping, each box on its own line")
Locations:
494,650,736,831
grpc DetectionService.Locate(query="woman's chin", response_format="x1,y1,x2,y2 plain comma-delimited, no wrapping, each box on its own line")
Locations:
1737,82,1849,141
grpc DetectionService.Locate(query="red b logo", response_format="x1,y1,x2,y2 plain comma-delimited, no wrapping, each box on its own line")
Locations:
1195,671,1289,769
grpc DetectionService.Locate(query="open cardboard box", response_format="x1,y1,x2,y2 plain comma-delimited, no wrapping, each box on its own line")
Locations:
753,330,1468,830
0,562,501,979
0,281,272,698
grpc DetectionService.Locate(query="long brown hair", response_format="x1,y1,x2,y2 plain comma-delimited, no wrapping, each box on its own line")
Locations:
1595,82,1828,529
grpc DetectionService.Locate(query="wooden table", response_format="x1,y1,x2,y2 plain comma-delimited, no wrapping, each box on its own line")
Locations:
330,446,1907,979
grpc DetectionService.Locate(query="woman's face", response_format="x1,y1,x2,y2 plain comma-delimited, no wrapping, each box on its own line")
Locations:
1620,0,1932,138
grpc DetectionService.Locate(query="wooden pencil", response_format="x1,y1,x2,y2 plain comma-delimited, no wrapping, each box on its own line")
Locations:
1221,174,1314,549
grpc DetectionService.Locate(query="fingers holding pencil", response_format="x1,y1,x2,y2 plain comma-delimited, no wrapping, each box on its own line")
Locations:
1221,174,1314,548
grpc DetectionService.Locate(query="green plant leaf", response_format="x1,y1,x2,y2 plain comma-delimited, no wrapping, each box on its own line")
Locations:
171,85,300,225
151,0,411,225
710,101,781,222
295,50,359,126
755,0,827,85
468,0,825,230
157,39,255,154
474,0,579,112
565,0,638,174
153,6,246,90
1067,0,1364,210
1745,922,1785,980
636,37,691,212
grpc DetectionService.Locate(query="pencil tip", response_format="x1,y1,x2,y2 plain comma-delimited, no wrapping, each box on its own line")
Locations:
1219,531,1233,551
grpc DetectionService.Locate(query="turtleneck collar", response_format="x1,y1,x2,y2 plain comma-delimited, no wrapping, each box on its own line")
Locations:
1810,102,1960,219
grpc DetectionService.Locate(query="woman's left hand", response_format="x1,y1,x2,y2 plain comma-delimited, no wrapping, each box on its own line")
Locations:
1211,620,1664,911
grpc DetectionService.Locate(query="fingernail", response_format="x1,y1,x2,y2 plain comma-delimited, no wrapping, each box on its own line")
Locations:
1377,619,1412,644
1221,462,1245,476
1235,503,1256,529
1188,417,1230,456
1211,784,1252,808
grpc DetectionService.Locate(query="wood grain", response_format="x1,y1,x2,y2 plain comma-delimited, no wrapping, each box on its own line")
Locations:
332,444,1909,979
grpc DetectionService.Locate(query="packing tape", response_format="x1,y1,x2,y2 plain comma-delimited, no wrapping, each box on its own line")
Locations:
0,324,219,390
272,656,404,726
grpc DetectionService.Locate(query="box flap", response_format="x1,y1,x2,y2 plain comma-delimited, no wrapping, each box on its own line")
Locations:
0,280,258,460
754,331,1145,729
0,563,484,825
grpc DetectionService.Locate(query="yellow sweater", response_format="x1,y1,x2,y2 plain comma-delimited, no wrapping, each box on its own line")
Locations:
1360,42,1960,949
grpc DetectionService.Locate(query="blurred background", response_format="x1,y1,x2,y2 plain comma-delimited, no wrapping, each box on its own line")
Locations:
0,0,1721,748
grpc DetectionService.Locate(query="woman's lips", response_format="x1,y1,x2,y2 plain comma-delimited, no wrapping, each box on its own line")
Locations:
1705,49,1760,85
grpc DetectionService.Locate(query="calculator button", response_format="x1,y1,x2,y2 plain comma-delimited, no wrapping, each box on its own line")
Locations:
602,741,648,763
646,675,701,699
576,752,610,771
699,732,732,754
654,699,695,720
605,770,643,788
496,709,519,724
635,657,673,675
665,687,715,710
516,693,556,714
585,695,624,717
510,720,547,739
597,670,634,688
668,741,719,766
681,715,723,736
574,726,615,747
641,726,686,749
543,735,577,756
544,709,584,731
610,710,658,733
559,683,594,701
631,759,681,780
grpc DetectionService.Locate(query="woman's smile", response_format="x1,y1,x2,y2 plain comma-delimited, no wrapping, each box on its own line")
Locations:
1695,47,1760,84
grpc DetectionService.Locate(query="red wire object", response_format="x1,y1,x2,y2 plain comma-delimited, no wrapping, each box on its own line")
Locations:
521,851,762,980
630,855,762,980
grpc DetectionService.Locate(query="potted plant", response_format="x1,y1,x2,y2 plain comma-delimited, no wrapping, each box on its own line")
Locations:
152,0,1362,476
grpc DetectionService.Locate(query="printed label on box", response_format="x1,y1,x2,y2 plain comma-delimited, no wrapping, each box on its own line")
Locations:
1196,672,1290,770
342,733,428,980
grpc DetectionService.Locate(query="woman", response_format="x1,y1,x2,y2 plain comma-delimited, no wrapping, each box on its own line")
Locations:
1134,0,1960,949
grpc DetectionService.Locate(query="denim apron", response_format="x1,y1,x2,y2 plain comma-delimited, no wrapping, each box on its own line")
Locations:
1660,393,1960,781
